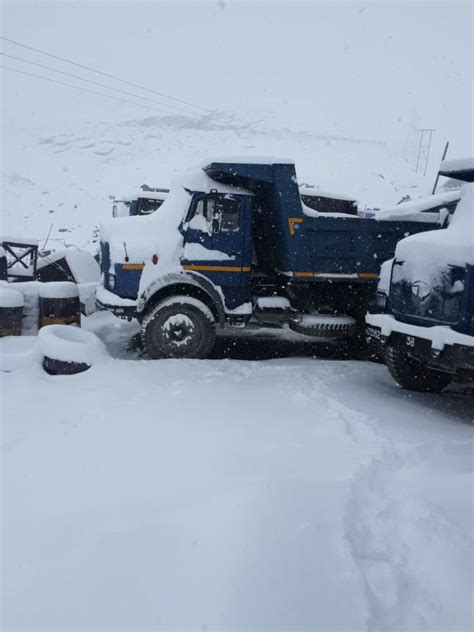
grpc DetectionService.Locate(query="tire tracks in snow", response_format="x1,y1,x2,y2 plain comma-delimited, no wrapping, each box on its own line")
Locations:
302,371,470,631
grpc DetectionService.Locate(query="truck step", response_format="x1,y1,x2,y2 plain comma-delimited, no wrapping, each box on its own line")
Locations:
256,296,292,311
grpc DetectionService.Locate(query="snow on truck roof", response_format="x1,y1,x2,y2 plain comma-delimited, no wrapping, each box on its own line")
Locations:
180,168,254,195
116,190,169,202
200,156,295,167
395,183,474,267
439,157,474,181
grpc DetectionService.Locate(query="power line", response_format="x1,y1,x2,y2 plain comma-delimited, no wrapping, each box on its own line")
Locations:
0,64,178,115
0,51,197,116
0,35,212,113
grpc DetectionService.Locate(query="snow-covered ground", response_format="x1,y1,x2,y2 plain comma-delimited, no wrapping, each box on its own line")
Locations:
1,315,473,631
2,2,473,629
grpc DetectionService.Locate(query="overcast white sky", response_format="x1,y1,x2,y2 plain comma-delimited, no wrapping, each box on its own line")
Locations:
1,0,473,154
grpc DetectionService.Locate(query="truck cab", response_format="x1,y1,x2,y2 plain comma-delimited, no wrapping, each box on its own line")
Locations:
97,158,437,359
366,158,474,392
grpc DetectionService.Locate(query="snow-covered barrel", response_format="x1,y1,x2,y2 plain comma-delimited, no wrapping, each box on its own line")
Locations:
12,281,41,334
0,287,24,337
38,282,81,329
38,325,107,375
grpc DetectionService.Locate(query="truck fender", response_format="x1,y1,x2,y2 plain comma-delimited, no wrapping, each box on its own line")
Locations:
136,271,226,327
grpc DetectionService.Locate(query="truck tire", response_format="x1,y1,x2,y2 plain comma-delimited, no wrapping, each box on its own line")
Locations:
289,314,357,339
385,344,452,393
141,296,216,359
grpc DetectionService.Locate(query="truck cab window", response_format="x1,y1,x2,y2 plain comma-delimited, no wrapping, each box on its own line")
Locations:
220,196,240,232
189,195,240,234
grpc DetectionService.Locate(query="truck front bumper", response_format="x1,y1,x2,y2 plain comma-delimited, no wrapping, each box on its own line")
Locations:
96,286,138,320
365,314,474,375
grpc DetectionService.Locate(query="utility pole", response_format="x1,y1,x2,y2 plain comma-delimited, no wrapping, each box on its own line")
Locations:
431,141,450,195
415,128,436,176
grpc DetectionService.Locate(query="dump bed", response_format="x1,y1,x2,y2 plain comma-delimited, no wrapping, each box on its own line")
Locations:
204,160,436,280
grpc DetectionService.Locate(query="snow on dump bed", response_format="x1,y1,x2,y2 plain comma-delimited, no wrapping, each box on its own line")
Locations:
374,189,460,221
299,185,357,202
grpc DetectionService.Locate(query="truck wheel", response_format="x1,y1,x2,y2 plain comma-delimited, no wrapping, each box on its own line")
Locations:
385,344,452,393
141,296,216,359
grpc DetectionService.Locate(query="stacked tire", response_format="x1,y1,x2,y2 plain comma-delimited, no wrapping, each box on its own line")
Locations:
38,325,107,375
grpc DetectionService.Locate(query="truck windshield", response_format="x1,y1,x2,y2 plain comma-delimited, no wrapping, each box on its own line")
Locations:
391,261,465,325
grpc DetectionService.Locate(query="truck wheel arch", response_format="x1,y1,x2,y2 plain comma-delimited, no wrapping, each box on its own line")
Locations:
136,272,226,327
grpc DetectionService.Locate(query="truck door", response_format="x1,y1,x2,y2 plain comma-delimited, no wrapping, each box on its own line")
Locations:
182,193,252,308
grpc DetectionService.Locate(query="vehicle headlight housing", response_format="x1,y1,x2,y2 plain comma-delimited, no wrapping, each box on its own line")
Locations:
107,273,116,290
375,291,387,310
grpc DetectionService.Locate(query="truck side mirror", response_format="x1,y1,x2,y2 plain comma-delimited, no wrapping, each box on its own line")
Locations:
204,190,222,234
212,208,222,234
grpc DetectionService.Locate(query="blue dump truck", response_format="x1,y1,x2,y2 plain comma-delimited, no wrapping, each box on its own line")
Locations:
97,158,436,359
366,159,474,392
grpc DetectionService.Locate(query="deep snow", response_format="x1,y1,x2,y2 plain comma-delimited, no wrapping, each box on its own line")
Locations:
1,315,473,631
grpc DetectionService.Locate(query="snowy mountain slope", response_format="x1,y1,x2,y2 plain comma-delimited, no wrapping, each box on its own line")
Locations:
2,113,433,250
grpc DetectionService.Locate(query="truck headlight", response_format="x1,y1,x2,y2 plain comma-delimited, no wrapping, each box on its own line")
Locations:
376,291,387,310
107,273,116,290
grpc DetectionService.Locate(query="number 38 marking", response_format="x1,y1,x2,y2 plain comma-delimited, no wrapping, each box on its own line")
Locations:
405,336,415,348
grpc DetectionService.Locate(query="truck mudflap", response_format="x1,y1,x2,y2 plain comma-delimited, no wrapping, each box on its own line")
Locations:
365,323,474,375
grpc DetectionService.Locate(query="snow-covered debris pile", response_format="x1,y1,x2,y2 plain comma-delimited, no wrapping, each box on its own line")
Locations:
37,248,100,284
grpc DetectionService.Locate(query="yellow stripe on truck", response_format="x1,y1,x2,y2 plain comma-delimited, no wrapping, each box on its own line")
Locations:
182,265,251,273
293,271,380,279
121,263,145,270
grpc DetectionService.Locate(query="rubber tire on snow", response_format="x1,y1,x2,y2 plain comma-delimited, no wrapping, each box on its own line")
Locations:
289,315,357,339
38,325,105,375
141,296,216,359
385,343,452,393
